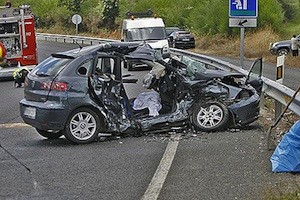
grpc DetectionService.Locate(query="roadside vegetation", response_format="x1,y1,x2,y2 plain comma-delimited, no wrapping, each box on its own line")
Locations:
2,0,300,67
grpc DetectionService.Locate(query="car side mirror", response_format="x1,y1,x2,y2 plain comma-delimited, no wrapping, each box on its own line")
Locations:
168,36,174,43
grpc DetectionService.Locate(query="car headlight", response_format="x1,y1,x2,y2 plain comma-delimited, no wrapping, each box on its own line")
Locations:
272,42,279,47
238,89,250,99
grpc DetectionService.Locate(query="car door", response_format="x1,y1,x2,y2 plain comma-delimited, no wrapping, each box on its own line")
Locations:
245,57,263,93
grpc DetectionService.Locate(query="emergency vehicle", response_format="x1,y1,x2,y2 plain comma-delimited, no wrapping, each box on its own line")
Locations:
0,4,37,79
121,10,169,70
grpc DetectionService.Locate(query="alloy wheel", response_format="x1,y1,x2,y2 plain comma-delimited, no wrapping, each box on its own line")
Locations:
69,111,97,140
196,104,224,129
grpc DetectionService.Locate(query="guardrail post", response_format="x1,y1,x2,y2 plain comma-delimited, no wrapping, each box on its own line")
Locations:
260,83,267,111
275,101,282,121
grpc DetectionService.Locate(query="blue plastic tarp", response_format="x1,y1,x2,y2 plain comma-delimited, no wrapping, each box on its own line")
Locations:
270,120,300,172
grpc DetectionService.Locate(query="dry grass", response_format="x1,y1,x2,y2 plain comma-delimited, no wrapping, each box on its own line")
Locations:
193,27,300,68
39,26,300,68
260,97,298,143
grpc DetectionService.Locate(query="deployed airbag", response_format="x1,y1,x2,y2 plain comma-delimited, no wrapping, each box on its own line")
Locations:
133,91,162,116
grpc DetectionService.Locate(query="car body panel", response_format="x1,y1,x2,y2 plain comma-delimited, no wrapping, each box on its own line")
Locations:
166,27,180,36
269,35,300,55
20,42,262,143
169,30,195,49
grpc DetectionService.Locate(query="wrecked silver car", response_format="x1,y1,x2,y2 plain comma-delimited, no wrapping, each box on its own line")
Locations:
20,42,263,144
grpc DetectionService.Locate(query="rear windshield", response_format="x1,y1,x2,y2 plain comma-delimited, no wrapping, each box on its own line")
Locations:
178,31,190,35
31,56,73,77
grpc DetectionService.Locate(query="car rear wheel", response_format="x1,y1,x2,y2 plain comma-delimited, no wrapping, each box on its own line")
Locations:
192,101,229,132
64,108,101,144
36,129,64,139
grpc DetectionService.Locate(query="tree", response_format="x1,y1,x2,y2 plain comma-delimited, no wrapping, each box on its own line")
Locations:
101,0,119,29
59,0,83,13
277,0,300,22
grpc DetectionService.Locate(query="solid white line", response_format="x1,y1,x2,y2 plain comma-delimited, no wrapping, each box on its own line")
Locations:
0,123,31,128
141,134,180,200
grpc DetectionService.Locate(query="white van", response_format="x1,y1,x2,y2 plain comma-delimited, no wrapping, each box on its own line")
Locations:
121,11,169,70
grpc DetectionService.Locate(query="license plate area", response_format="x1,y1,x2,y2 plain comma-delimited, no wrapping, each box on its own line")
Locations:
182,38,190,41
24,107,36,119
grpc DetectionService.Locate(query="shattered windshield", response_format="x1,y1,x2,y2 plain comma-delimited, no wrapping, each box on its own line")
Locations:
126,27,167,41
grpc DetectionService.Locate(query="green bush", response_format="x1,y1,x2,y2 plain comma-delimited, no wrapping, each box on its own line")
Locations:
258,0,284,33
0,0,296,37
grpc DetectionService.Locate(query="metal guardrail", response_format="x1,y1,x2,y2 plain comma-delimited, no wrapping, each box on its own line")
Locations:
36,33,300,117
36,33,118,45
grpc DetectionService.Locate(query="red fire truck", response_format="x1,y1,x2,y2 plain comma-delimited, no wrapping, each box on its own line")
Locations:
0,4,37,79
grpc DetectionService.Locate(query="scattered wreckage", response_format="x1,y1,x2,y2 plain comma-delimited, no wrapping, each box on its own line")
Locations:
20,42,263,144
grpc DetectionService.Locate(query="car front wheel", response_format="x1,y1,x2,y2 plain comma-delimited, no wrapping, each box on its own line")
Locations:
36,129,64,139
64,108,101,144
192,101,230,132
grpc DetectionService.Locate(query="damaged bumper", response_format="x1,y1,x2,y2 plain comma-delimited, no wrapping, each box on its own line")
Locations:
20,99,69,130
228,93,260,126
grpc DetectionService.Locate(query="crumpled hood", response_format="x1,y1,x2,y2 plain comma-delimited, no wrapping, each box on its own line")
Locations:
125,43,156,61
195,69,244,80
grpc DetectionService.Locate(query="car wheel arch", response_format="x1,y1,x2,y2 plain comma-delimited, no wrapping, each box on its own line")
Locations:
64,106,107,144
277,48,289,55
69,105,107,130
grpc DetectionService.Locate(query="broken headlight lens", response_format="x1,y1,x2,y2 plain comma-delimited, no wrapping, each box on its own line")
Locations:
237,89,250,99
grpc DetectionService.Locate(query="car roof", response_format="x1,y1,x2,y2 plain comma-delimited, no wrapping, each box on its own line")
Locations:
166,27,180,35
52,42,142,59
166,27,180,30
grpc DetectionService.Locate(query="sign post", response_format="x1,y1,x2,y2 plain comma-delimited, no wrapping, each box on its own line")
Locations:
229,0,258,69
72,14,82,35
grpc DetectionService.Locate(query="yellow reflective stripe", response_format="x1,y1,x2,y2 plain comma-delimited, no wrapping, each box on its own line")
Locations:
0,47,2,57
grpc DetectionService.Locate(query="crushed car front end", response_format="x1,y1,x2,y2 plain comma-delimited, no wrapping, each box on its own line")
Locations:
226,86,260,126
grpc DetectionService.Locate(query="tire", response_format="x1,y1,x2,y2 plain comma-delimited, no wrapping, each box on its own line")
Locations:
191,101,230,132
36,129,63,139
278,48,289,56
64,107,101,144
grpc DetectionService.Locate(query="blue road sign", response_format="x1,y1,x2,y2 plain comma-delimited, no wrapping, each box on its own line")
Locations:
229,0,258,18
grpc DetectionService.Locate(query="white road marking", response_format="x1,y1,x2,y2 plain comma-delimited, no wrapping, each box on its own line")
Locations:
0,123,31,128
141,134,180,200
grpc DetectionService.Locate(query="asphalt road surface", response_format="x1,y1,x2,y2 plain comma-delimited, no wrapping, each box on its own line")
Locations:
0,40,298,200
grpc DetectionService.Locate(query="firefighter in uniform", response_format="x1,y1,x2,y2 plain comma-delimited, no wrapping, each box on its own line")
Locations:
13,67,29,87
